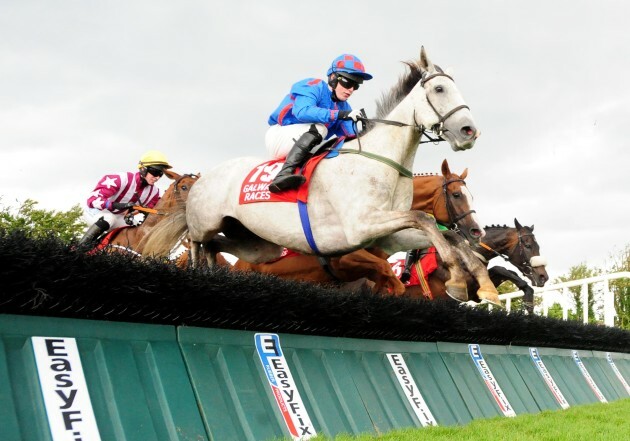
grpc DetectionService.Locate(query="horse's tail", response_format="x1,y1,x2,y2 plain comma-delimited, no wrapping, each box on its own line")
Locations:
142,204,188,257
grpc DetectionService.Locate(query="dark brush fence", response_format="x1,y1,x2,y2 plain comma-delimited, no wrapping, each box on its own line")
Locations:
1,229,629,353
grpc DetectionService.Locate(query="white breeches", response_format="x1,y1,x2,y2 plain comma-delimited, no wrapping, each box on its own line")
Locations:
265,123,328,159
84,208,127,232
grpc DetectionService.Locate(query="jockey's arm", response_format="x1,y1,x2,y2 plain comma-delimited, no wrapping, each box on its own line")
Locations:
292,83,347,125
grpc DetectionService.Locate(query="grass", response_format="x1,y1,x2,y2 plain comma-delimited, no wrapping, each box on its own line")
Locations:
278,398,630,441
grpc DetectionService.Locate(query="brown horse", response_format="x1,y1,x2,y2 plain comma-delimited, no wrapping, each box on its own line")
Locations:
233,159,483,294
103,171,200,256
405,219,548,309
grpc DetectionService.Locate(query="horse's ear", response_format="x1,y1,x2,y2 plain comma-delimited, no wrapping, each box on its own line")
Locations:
164,169,181,181
514,218,523,229
419,46,435,72
441,158,450,176
460,168,468,180
531,224,535,231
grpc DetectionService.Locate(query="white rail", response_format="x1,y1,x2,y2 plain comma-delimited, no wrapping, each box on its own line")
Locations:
495,272,630,327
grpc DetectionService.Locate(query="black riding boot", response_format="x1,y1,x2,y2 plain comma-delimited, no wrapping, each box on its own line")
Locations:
78,217,110,247
400,249,419,283
269,125,323,193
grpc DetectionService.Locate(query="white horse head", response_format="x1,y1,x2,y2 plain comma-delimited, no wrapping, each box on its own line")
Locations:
372,46,479,155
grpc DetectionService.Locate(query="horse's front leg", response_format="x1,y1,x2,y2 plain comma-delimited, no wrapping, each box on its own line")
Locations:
443,231,500,305
369,211,471,301
189,240,206,268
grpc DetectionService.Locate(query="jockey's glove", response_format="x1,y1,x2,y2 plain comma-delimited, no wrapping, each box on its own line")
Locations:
110,202,135,211
339,109,363,122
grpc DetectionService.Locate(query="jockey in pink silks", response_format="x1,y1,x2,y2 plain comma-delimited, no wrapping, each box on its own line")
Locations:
78,150,172,246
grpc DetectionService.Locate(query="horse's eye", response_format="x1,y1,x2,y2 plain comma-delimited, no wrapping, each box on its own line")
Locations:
435,85,444,93
524,243,532,249
452,192,461,198
181,185,188,191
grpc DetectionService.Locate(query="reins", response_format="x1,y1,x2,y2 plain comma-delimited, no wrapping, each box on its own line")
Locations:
477,229,539,277
336,70,471,179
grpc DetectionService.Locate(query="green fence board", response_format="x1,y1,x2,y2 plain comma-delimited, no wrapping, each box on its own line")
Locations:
534,347,601,405
0,314,208,441
3,314,630,441
436,342,508,420
507,346,568,411
615,353,630,379
589,351,630,400
1,335,54,441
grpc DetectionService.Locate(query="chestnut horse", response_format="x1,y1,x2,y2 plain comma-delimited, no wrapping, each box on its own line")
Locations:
405,219,548,309
103,171,199,256
232,159,483,294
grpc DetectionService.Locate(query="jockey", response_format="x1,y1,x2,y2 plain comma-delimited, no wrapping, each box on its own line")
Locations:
78,150,173,246
266,53,373,193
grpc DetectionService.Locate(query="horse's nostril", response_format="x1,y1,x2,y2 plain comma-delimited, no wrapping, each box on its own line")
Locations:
471,228,481,237
462,126,474,137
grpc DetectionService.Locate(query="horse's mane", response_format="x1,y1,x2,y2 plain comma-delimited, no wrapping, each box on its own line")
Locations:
374,61,425,120
412,172,440,177
361,61,443,135
484,224,533,232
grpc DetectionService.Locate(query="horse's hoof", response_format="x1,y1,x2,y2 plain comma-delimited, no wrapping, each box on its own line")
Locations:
477,288,501,306
445,282,468,302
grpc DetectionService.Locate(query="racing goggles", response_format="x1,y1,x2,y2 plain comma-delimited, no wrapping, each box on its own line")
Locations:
146,166,164,177
337,75,361,90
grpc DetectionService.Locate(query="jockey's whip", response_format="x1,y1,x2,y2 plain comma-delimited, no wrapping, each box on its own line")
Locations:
132,206,169,216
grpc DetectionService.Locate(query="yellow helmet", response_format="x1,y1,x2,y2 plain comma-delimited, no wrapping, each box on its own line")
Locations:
138,150,172,169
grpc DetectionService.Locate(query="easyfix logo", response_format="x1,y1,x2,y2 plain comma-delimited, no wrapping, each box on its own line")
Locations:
468,344,516,417
255,334,316,440
386,353,437,426
529,348,570,409
31,337,101,441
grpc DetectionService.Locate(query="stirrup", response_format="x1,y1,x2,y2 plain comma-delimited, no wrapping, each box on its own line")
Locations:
269,174,306,193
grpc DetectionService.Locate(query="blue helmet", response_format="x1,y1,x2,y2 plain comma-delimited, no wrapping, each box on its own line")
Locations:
326,54,373,82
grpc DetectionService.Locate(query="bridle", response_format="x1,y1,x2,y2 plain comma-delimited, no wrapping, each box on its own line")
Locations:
358,68,470,140
478,228,540,278
342,68,472,178
418,70,470,138
173,173,199,204
507,230,540,279
441,177,476,231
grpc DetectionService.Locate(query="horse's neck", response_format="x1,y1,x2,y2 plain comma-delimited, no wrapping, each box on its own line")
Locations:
481,228,516,257
139,197,177,230
356,97,424,166
410,176,441,214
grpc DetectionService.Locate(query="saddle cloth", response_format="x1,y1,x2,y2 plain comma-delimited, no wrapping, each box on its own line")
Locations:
238,137,348,205
87,226,131,254
391,247,439,298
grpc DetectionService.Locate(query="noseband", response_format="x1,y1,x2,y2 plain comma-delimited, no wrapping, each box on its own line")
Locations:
508,231,539,278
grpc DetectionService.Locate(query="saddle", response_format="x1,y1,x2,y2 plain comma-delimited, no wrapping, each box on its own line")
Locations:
87,227,131,254
239,137,347,205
